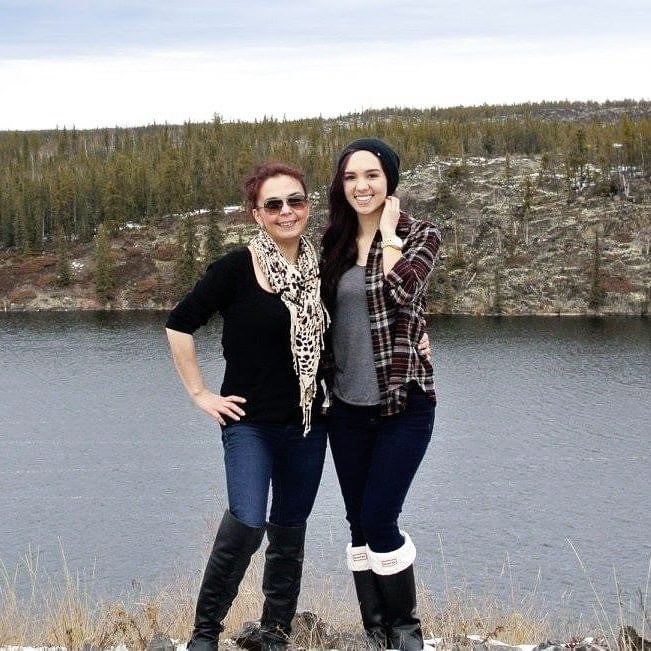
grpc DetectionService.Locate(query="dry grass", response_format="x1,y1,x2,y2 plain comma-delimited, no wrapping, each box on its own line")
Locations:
419,584,551,646
0,543,278,650
1,540,648,650
567,539,651,651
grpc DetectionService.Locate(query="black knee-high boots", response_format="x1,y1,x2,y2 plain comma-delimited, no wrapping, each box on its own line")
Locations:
187,510,265,651
259,521,307,650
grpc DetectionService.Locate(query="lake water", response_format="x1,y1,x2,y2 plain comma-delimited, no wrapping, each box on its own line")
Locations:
1,312,649,630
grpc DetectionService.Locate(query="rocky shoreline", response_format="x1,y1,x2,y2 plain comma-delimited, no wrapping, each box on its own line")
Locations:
2,620,648,651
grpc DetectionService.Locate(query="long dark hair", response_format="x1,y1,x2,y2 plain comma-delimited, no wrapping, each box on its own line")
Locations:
320,151,358,311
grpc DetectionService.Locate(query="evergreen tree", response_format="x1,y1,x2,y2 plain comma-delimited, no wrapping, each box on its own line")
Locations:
0,177,16,248
14,209,30,254
204,212,224,264
157,151,187,215
104,153,134,232
93,224,115,304
173,214,200,297
55,227,74,286
434,180,458,213
50,165,77,236
588,232,605,311
520,176,534,245
492,265,504,315
538,153,550,186
566,128,588,181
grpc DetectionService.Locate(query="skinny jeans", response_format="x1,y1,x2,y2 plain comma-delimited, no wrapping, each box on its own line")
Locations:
221,418,327,528
328,386,435,553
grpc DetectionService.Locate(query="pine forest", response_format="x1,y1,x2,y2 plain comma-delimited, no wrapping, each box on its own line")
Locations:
1,100,649,314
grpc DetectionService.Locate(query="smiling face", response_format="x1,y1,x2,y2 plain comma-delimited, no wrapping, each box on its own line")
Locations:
252,174,309,245
342,150,388,219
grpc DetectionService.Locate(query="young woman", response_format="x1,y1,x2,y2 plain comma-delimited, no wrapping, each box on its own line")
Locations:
165,162,330,651
320,138,441,651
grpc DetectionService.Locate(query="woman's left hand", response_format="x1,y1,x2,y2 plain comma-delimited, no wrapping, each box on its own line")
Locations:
379,196,401,238
418,332,431,362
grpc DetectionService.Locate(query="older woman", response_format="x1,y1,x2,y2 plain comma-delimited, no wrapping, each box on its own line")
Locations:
165,162,329,651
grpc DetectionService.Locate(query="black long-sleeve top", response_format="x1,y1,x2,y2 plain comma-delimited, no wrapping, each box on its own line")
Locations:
166,247,322,425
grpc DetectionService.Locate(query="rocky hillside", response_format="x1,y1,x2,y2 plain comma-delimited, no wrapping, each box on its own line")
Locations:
401,155,650,315
1,155,649,315
0,209,252,312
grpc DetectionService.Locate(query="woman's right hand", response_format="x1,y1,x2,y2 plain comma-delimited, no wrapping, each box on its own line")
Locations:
192,390,247,426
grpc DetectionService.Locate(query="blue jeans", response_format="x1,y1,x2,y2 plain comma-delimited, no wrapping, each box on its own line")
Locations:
221,418,327,528
328,387,435,553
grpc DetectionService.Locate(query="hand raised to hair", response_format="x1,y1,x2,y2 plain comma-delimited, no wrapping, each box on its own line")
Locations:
379,196,400,238
192,389,247,426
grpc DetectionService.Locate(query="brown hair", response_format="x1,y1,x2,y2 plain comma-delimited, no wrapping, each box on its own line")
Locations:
242,162,307,210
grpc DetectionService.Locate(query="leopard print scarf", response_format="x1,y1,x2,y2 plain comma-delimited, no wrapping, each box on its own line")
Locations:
249,229,330,434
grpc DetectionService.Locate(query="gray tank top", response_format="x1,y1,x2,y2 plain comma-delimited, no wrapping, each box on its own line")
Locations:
332,265,381,406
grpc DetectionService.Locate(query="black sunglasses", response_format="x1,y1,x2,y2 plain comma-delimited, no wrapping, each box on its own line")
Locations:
257,194,308,214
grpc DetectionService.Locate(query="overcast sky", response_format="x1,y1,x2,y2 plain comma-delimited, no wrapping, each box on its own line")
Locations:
1,0,649,130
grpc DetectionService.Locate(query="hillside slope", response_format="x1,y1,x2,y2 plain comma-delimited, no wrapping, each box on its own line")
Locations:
1,155,649,315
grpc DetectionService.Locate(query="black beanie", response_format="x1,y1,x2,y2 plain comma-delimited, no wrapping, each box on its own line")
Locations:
337,138,401,195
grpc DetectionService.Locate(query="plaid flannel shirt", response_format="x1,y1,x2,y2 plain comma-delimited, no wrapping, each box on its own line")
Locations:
323,212,441,416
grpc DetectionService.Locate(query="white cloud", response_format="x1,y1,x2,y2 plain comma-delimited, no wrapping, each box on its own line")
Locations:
1,36,648,130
